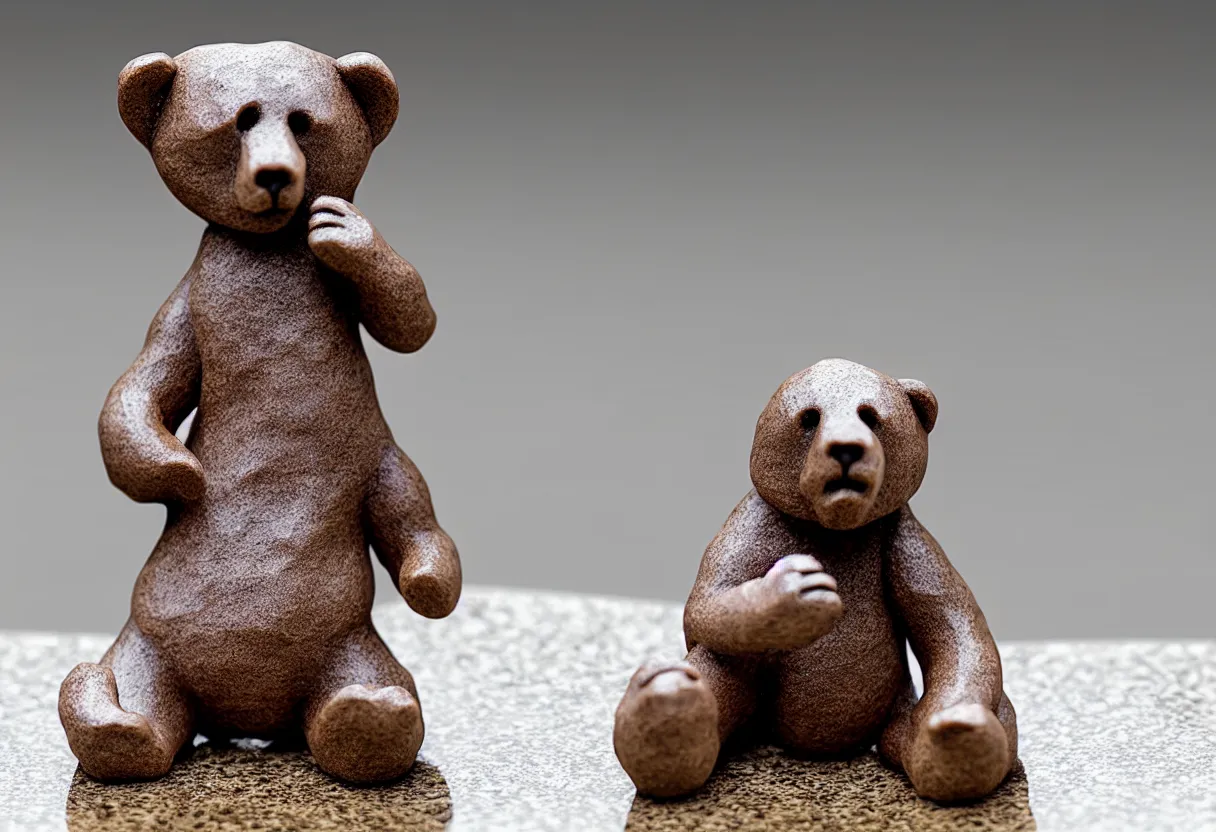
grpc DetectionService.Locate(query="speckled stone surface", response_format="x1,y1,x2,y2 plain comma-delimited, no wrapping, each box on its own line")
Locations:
1,587,1214,831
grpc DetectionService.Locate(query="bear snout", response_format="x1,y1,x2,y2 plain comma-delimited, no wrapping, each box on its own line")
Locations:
799,436,885,529
828,442,865,474
255,168,293,203
236,124,306,220
822,444,880,495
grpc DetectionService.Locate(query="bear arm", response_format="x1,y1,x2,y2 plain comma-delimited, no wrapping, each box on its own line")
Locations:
350,241,437,354
365,443,461,619
683,491,792,654
98,274,203,504
884,506,1003,713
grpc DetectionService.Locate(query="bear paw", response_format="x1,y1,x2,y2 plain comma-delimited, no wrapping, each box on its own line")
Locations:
613,661,720,798
59,663,176,781
905,702,1011,802
307,684,424,784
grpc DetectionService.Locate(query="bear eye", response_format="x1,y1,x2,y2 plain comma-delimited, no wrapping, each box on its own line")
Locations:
236,104,261,132
799,408,821,432
858,405,880,430
288,111,312,137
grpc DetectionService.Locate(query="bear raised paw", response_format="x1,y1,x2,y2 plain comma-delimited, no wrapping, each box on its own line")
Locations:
58,42,460,784
614,358,1017,802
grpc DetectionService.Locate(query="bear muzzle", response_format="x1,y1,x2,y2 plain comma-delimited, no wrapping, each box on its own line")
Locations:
235,124,307,222
799,439,885,530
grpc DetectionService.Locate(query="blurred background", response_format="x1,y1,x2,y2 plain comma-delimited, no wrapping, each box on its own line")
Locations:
0,1,1212,637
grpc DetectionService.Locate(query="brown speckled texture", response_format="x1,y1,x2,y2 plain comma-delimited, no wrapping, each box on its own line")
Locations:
615,360,1014,802
3,588,1215,831
626,755,1035,832
60,41,460,785
64,748,451,831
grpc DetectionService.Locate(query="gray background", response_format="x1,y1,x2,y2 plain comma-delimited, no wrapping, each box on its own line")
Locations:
0,1,1212,638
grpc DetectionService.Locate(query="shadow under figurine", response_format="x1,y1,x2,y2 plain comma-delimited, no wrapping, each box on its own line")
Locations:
58,42,461,785
614,358,1017,802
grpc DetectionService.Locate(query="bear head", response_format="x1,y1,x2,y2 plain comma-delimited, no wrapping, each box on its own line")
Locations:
117,41,399,234
749,358,939,530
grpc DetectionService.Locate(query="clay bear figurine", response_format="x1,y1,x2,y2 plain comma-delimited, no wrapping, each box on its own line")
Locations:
614,359,1016,802
58,42,461,784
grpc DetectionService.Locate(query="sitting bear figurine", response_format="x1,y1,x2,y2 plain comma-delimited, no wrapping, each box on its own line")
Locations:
58,42,461,784
614,358,1016,802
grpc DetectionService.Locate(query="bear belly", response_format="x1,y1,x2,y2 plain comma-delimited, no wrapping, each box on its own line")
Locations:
767,610,906,754
131,493,376,734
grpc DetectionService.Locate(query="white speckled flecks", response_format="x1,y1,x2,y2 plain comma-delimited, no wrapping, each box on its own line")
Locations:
1,588,1214,831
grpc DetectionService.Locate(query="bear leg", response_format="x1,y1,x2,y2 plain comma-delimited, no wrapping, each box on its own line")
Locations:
880,684,1018,802
303,629,424,784
59,620,193,781
613,645,758,798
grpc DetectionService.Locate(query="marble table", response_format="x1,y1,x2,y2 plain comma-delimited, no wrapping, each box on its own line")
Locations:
1,587,1213,831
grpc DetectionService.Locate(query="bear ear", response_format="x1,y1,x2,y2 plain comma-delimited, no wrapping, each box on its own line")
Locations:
898,378,938,434
335,52,399,146
118,52,178,149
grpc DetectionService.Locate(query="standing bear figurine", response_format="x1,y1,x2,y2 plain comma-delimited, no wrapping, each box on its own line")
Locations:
614,359,1016,802
59,42,461,785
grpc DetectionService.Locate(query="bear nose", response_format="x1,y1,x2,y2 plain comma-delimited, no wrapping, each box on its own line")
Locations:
254,168,293,201
829,443,865,473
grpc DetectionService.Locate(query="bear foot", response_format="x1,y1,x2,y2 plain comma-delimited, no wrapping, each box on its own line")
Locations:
614,661,720,798
59,663,176,781
306,684,424,784
905,702,1011,802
